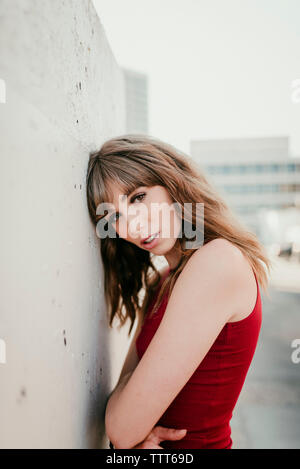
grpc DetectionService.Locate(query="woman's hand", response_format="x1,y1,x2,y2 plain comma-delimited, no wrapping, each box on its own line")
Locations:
131,425,187,449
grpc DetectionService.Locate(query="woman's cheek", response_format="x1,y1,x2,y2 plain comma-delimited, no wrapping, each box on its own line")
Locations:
118,218,139,240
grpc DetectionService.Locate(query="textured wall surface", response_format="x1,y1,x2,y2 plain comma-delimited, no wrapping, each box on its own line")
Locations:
0,0,129,448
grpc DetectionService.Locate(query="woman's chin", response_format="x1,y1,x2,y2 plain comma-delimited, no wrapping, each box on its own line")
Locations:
146,237,178,255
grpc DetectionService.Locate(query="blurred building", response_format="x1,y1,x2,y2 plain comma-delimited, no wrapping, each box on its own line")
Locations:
123,67,149,134
190,136,300,239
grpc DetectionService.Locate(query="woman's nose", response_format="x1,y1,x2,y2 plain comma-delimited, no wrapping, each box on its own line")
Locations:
128,215,151,240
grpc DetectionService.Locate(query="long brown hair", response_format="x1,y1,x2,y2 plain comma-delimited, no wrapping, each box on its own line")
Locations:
86,134,272,337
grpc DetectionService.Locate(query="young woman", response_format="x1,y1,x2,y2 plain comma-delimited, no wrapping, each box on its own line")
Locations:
86,134,271,449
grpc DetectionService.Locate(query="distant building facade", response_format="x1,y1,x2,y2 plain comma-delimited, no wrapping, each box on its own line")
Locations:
190,136,300,235
123,68,149,134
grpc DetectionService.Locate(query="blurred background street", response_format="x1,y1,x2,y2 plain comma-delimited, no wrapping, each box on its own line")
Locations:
231,252,300,449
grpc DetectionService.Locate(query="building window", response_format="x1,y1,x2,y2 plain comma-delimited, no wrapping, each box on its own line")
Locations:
287,163,296,172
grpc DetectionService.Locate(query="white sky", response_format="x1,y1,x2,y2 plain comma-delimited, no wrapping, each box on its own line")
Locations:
92,0,300,157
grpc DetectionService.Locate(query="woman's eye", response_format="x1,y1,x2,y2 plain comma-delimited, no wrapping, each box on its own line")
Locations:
132,192,146,202
110,212,120,223
109,193,146,224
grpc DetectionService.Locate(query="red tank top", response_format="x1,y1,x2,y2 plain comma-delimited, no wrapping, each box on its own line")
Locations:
136,267,262,449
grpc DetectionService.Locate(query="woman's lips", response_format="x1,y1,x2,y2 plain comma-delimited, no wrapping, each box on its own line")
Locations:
140,231,160,247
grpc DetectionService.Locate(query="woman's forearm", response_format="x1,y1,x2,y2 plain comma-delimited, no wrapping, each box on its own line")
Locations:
105,371,133,448
105,371,133,434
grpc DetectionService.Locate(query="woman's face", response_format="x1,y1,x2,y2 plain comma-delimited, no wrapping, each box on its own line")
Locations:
104,183,182,255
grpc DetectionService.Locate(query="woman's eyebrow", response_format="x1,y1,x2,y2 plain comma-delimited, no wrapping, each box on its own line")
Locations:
122,186,143,201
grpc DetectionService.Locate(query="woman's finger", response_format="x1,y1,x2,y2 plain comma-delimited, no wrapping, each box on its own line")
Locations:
151,426,187,442
133,441,163,449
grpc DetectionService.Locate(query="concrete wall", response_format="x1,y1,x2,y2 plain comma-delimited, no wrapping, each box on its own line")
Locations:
0,0,130,448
